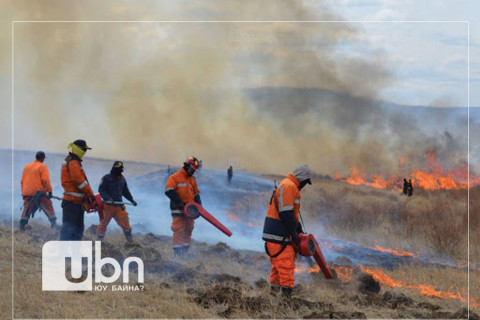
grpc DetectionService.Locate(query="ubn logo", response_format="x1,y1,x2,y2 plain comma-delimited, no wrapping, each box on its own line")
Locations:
42,241,144,291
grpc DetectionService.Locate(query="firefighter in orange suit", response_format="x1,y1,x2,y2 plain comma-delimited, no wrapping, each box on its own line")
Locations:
165,157,202,256
60,139,94,241
262,164,312,298
97,161,137,242
20,151,59,231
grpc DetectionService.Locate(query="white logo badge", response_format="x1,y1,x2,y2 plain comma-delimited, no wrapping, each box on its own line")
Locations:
42,241,144,291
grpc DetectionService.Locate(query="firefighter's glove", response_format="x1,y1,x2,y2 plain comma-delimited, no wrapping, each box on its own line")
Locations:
131,200,137,206
178,202,185,212
292,232,300,245
87,195,97,206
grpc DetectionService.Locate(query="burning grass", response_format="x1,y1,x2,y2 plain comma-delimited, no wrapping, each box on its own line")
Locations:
298,178,474,262
3,161,479,318
5,221,479,319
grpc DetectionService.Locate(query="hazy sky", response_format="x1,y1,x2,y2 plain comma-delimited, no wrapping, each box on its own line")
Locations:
321,0,476,107
0,0,477,175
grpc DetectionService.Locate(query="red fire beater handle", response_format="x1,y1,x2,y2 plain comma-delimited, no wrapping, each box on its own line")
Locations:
312,238,333,279
184,202,233,237
295,233,333,279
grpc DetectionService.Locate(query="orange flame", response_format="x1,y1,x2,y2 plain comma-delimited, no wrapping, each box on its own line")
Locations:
370,244,415,258
334,266,354,282
336,152,480,190
360,266,478,306
226,211,262,228
227,213,241,222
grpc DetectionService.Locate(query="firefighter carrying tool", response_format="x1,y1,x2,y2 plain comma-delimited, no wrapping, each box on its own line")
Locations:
262,164,312,298
165,156,202,256
96,161,138,242
20,151,59,231
60,139,95,241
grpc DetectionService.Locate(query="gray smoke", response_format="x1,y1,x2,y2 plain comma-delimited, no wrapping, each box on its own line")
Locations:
2,0,471,178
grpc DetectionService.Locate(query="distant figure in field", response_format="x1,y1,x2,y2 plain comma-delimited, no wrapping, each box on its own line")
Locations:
407,179,413,197
227,165,233,184
20,151,59,231
403,179,408,195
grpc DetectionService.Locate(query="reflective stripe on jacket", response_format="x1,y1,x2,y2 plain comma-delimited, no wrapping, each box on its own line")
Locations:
61,154,93,204
165,168,199,216
21,160,52,196
262,173,301,244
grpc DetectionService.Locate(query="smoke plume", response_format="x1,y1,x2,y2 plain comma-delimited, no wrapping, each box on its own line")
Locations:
4,0,470,177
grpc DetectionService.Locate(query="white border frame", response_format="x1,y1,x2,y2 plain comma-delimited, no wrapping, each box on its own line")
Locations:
11,20,471,320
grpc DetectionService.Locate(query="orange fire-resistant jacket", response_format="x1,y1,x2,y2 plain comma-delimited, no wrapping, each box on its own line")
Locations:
61,153,93,204
262,173,301,244
165,168,200,216
21,160,52,197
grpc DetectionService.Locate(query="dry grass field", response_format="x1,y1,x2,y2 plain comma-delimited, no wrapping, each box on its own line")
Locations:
2,169,479,319
3,218,478,319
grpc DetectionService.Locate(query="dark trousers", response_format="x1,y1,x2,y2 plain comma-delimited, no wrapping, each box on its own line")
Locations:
60,200,85,241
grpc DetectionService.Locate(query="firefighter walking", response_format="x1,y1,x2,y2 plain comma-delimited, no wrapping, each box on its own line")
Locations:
60,140,95,241
165,156,202,256
20,151,59,231
262,164,312,298
97,161,137,242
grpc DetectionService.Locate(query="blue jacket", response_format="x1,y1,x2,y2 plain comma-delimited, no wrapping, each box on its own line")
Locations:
98,173,134,206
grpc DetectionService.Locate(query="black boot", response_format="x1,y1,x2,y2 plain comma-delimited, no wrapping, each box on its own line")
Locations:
124,230,132,242
270,285,281,296
19,219,28,232
97,234,105,240
281,287,293,298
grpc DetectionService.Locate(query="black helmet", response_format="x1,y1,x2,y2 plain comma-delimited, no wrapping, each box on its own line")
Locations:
35,151,46,160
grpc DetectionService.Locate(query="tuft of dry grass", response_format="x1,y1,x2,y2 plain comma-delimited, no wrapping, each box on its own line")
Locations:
4,221,478,319
0,224,12,320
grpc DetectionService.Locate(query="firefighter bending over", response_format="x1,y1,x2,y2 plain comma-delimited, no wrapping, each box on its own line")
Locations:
97,161,138,242
60,140,94,241
262,164,312,298
20,151,59,231
165,156,202,256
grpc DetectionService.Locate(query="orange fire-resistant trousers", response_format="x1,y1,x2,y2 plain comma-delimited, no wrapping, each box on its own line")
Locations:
96,204,132,236
21,196,55,220
266,242,296,288
171,216,194,248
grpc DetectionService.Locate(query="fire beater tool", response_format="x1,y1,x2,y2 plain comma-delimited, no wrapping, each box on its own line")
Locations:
53,193,104,220
103,200,134,206
294,233,333,279
83,193,104,220
183,202,233,237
